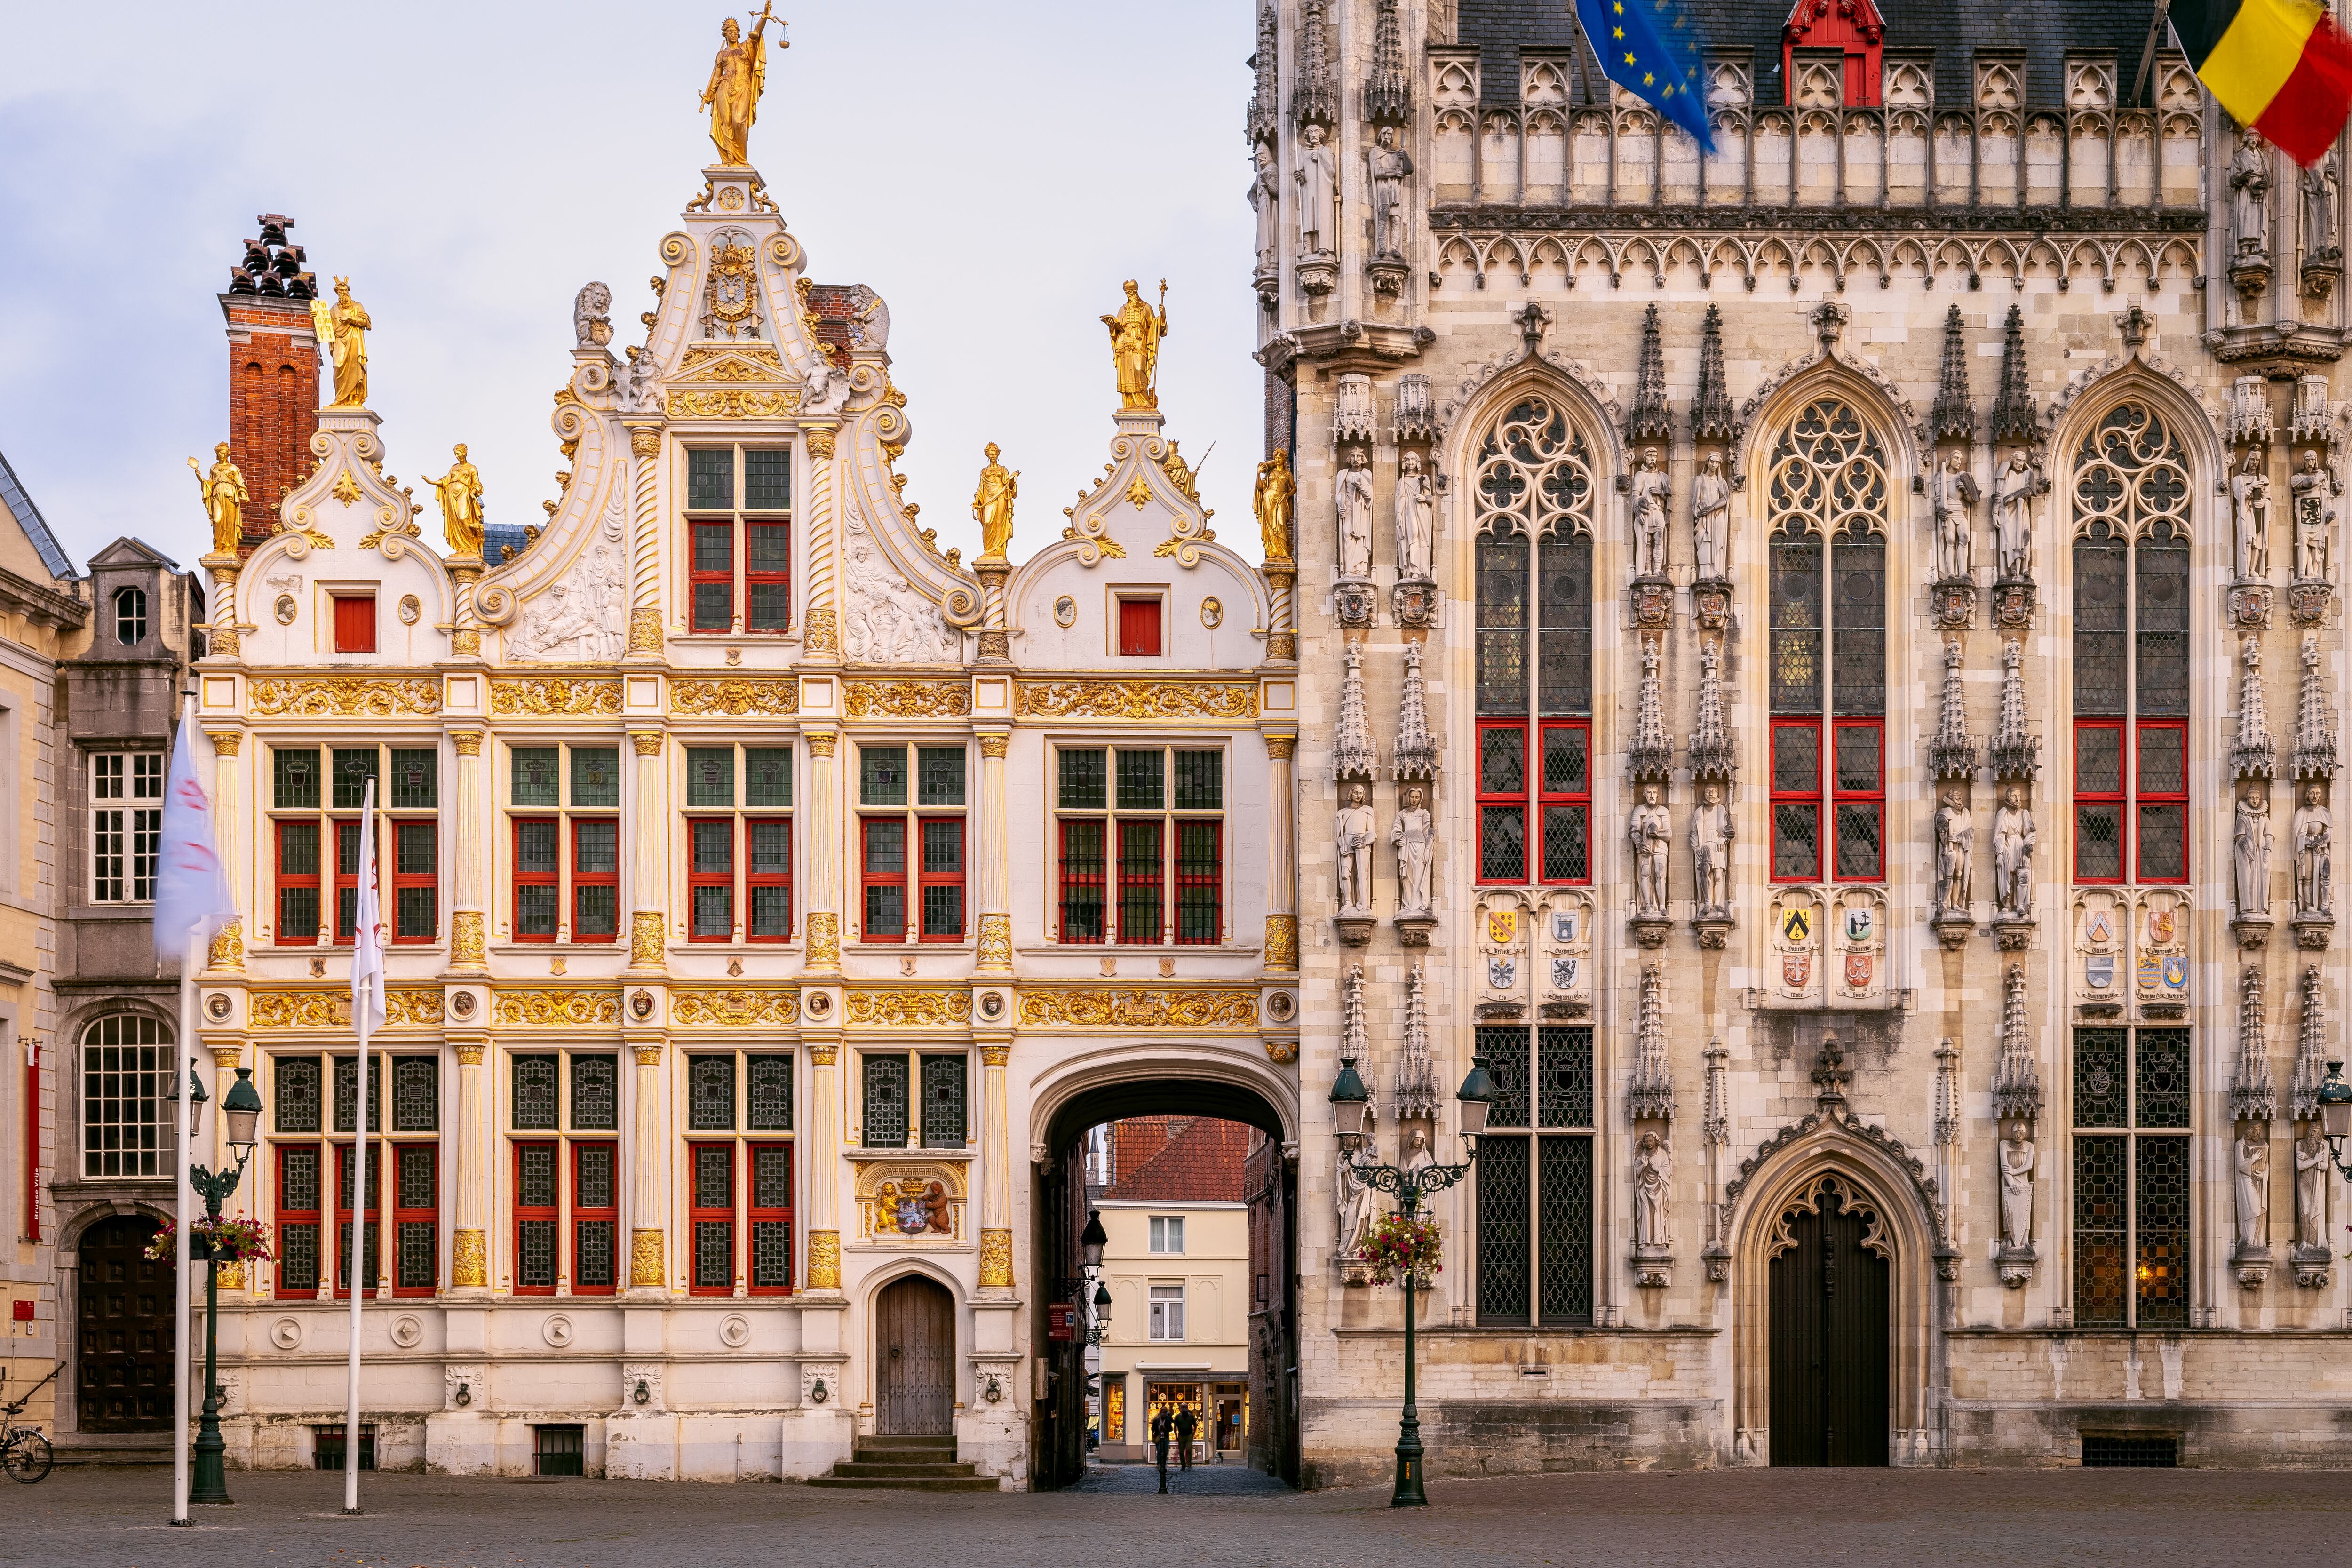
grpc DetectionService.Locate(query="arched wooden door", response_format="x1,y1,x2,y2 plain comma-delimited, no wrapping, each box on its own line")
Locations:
1767,1178,1889,1466
874,1275,954,1435
78,1215,174,1432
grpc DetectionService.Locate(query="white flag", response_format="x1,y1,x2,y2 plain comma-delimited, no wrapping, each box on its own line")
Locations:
350,779,386,1033
151,697,237,962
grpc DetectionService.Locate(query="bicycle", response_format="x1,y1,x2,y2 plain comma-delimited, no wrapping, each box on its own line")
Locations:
0,1363,60,1483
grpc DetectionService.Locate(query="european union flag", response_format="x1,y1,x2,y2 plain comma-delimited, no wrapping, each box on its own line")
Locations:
1576,0,1715,153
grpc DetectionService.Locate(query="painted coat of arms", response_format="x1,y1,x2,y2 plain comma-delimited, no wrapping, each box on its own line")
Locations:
2085,909,2115,946
1843,906,1874,945
1487,909,1519,946
1550,956,1578,992
2085,954,2115,991
2162,955,2189,992
2149,908,2177,946
1550,910,1579,944
1488,955,1518,990
1783,953,1812,989
1780,907,1812,944
1844,953,1874,989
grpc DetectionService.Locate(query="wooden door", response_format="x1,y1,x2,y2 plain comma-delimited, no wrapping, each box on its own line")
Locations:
1767,1182,1890,1466
875,1275,954,1434
78,1216,174,1433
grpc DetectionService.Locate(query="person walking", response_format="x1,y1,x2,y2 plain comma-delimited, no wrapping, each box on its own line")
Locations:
1150,1404,1175,1493
1173,1402,1199,1473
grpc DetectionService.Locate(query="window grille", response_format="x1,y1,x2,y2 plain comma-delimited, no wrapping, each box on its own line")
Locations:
570,1055,619,1130
2082,1433,2178,1468
747,1056,792,1131
1475,1023,1594,1325
689,1055,735,1131
573,1143,619,1292
390,1058,437,1132
1055,746,1224,943
278,1146,320,1293
516,1142,559,1292
691,1144,735,1293
534,1424,585,1477
2071,1027,2192,1329
920,1054,967,1148
275,1055,321,1135
513,1055,558,1130
683,444,792,634
863,1055,908,1148
80,1014,171,1178
332,1056,380,1134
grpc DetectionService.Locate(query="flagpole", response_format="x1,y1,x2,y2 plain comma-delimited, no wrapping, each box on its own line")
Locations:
344,778,376,1516
171,922,201,1527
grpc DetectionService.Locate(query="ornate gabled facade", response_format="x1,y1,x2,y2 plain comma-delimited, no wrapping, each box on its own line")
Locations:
167,36,1296,1486
1262,0,2352,1479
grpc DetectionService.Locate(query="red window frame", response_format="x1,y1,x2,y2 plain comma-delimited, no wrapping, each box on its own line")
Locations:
276,1143,323,1296
572,818,620,941
744,521,791,633
687,817,734,941
1057,818,1106,945
513,817,560,941
1117,597,1162,656
275,819,321,945
570,1141,621,1297
2135,719,2190,885
2074,719,2128,885
688,1141,736,1297
918,817,964,942
1173,819,1223,944
390,1143,436,1298
1116,818,1164,944
332,593,376,653
747,1141,794,1297
1770,718,1822,884
1536,719,1591,886
332,818,363,944
745,817,792,942
860,816,908,942
690,520,735,633
1829,718,1884,884
332,1142,380,1301
513,1140,559,1296
1475,719,1529,886
391,820,437,943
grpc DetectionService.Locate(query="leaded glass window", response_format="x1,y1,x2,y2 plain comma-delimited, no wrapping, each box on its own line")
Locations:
747,1056,792,1131
689,1055,735,1131
332,1056,380,1133
863,1055,908,1148
513,1055,558,1130
1475,1023,1593,1325
275,1055,321,1134
921,1054,967,1148
81,1013,170,1178
2071,1026,2192,1329
570,1055,618,1130
391,1057,437,1132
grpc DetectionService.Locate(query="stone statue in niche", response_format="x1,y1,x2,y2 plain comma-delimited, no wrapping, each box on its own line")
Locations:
2233,129,2272,259
1295,122,1338,258
2234,1132,2270,1251
2233,449,2273,582
2236,784,2274,919
1690,452,1730,582
2296,1128,2328,1249
1993,786,2037,921
1689,781,1733,917
1391,784,1434,917
2294,781,2333,918
1401,1126,1434,1182
1335,782,1376,915
1629,782,1670,917
1395,451,1435,581
2306,155,2341,258
1251,145,1280,272
1928,451,1979,582
1367,124,1414,260
1934,788,1972,918
1335,447,1375,580
1336,1146,1374,1260
1628,446,1671,581
1991,450,2041,582
1999,1129,2034,1248
1632,1132,1672,1249
2292,449,2338,581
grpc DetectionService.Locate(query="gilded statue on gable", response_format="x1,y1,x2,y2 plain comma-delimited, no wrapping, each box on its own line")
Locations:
310,277,371,410
972,442,1017,562
428,443,486,558
1102,279,1168,412
701,4,782,168
189,442,248,556
1254,447,1295,563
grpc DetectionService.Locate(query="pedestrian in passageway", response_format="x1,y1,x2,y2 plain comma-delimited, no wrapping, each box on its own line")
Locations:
1151,1406,1175,1493
1173,1404,1198,1472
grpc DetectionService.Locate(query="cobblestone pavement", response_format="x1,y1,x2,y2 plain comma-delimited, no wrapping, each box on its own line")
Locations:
1072,1459,1293,1495
6,1465,2350,1568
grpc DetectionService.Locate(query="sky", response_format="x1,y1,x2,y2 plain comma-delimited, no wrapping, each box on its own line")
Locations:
0,0,1263,577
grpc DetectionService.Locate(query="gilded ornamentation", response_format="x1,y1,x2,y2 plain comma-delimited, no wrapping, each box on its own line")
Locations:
451,1229,488,1289
490,676,622,716
1264,735,1296,761
208,626,242,657
630,1229,666,1288
973,443,1018,562
216,1261,245,1290
803,607,840,655
386,989,445,1027
190,445,249,556
450,731,485,757
1254,448,1295,563
674,345,785,382
804,732,838,758
1264,1038,1299,1065
980,1044,1011,1067
1266,632,1296,662
209,1045,243,1069
1101,279,1168,412
976,913,1012,967
629,732,666,758
623,912,661,967
979,1229,1015,1288
846,988,973,1027
700,5,779,167
805,913,841,967
628,608,663,653
1015,681,1257,721
805,428,836,460
806,1230,841,1289
1018,988,1260,1030
493,988,623,1027
853,1162,965,1242
451,910,487,967
426,445,485,557
310,277,371,408
249,677,441,717
672,988,800,1027
329,468,363,506
671,677,798,716
977,733,1009,760
206,918,245,973
252,987,442,1028
1263,914,1300,970
634,1043,664,1067
628,427,663,460
809,1041,839,1067
666,389,796,420
844,680,969,719
454,1042,485,1066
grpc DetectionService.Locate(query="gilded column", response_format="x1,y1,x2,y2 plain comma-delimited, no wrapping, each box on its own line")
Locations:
628,730,667,971
977,1042,1013,1290
803,730,841,973
202,730,246,971
200,552,243,661
972,559,1012,665
1263,734,1299,971
625,423,664,657
449,1039,489,1291
976,731,1011,972
449,729,487,971
1262,562,1297,665
448,559,483,658
629,1040,668,1293
800,424,841,661
804,1036,842,1291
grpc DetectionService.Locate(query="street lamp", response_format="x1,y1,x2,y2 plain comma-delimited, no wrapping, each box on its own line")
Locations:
1089,1281,1113,1347
189,1068,262,1506
2316,1060,2352,1178
1331,1052,1494,1508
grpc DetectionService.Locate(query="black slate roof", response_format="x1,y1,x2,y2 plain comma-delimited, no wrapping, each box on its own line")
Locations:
0,446,77,580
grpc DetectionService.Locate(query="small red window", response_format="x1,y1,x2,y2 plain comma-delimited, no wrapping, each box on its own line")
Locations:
332,594,376,654
1118,597,1161,657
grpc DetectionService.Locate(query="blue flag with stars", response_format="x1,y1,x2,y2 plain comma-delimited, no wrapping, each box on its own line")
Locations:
1576,0,1714,153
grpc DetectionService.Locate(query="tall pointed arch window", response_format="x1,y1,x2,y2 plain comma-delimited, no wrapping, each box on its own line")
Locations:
1766,399,1890,882
2072,405,2191,884
1474,395,1596,885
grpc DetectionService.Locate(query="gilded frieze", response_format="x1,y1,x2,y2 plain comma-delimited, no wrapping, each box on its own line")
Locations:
672,988,801,1027
671,676,799,716
1013,680,1257,722
251,987,444,1029
667,389,797,420
844,680,971,719
493,988,623,1027
490,675,623,716
845,988,972,1027
249,676,442,718
1017,988,1260,1030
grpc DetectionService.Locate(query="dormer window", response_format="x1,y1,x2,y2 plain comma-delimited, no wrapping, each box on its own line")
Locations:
1781,0,1885,108
685,445,792,634
112,586,148,645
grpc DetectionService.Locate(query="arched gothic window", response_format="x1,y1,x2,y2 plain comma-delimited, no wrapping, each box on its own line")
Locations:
1766,399,1890,882
2071,404,2191,884
1473,395,1596,885
81,1013,172,1178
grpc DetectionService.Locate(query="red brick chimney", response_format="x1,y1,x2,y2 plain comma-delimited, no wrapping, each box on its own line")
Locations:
217,214,319,553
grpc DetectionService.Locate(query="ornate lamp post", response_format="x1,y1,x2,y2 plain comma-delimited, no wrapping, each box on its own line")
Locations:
189,1068,262,1506
2316,1061,2352,1177
1328,1051,1495,1508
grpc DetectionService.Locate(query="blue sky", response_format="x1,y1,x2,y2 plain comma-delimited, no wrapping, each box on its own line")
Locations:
0,1,1262,575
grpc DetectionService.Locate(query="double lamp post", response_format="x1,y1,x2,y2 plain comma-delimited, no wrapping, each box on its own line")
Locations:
175,1066,264,1506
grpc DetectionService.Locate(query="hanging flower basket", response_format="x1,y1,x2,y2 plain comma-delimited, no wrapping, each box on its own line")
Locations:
1356,1212,1442,1287
146,1218,276,1265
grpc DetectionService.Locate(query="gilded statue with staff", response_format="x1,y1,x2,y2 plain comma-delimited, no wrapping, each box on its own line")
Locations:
701,4,784,167
189,443,249,557
309,278,371,410
1102,279,1168,412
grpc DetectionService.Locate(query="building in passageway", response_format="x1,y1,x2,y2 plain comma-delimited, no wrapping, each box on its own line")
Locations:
1255,0,2352,1477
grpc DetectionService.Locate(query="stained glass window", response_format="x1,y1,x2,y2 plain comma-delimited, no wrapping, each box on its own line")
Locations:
1475,1023,1592,1326
391,1057,437,1132
748,1056,792,1131
570,1055,618,1130
863,1055,908,1148
689,1055,735,1131
2071,1027,2192,1328
921,1054,967,1148
332,1056,380,1133
513,1055,558,1130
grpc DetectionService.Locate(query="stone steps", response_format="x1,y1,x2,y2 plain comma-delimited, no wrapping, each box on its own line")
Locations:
810,1435,999,1491
48,1433,172,1466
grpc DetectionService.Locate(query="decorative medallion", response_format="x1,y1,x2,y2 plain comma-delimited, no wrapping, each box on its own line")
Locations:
1201,597,1223,629
274,595,297,625
397,594,421,625
1053,596,1077,628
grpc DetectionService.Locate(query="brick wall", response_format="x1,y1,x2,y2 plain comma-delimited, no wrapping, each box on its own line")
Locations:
219,296,319,548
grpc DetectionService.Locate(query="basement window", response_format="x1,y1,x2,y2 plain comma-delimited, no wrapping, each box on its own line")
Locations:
2081,1433,2178,1468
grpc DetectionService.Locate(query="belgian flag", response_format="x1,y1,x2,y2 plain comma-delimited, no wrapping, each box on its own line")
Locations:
2170,0,2352,165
